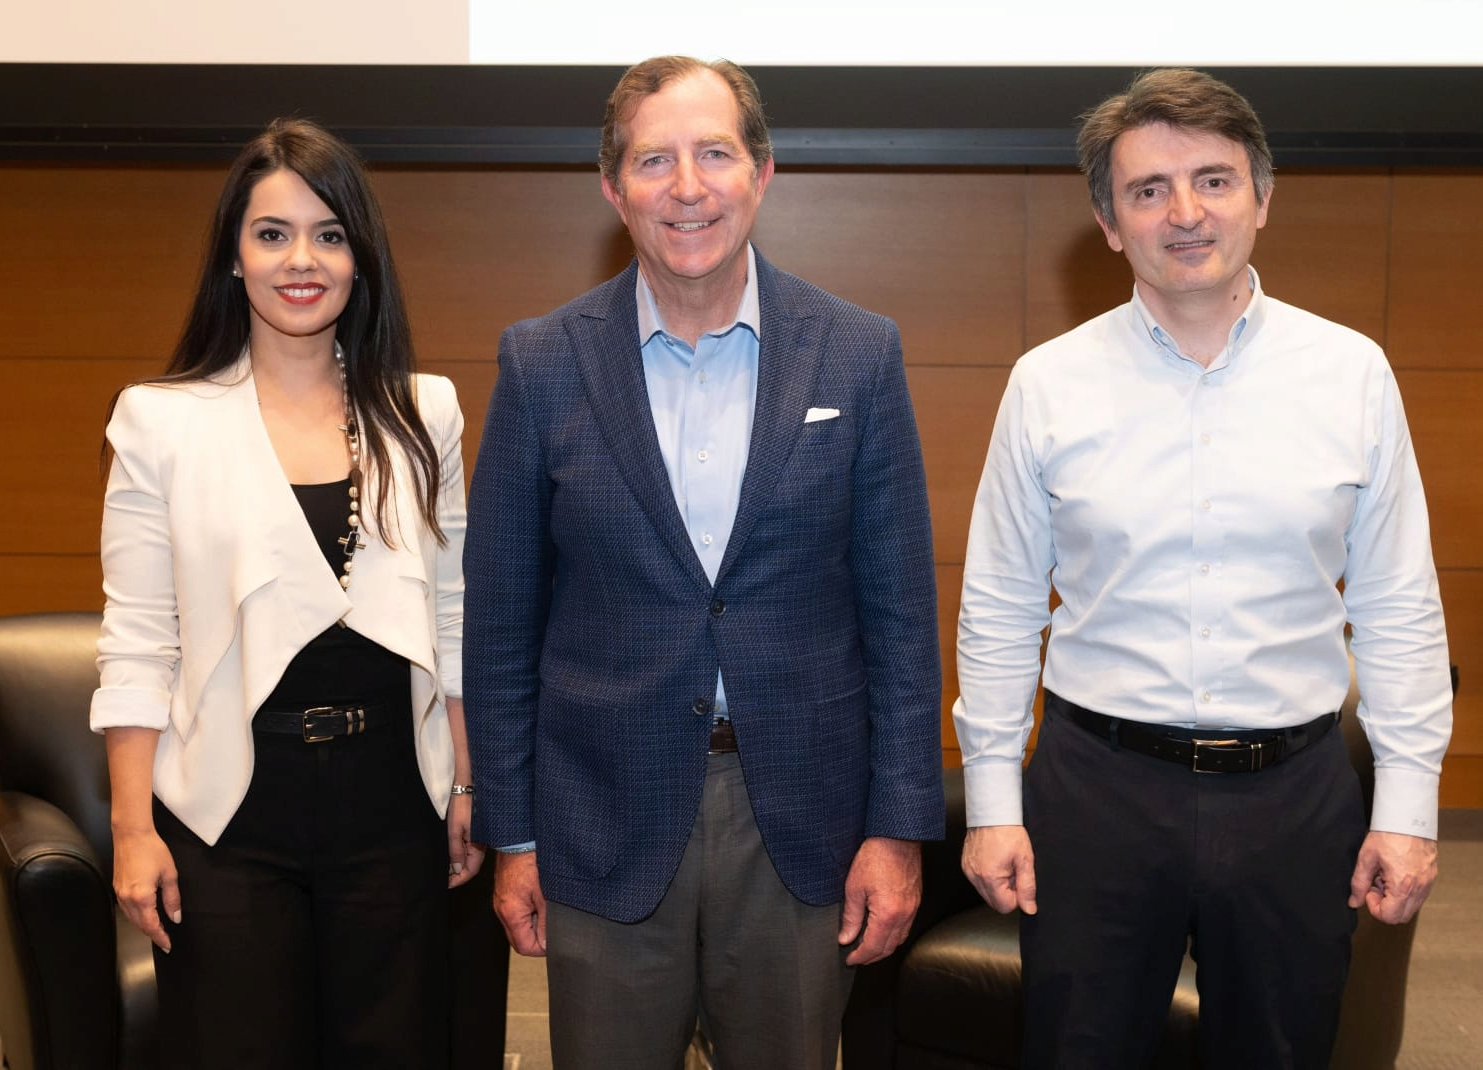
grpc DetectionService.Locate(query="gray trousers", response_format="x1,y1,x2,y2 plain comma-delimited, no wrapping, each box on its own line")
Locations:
546,752,854,1070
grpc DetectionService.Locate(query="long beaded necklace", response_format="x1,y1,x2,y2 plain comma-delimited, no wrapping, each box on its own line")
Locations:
334,348,363,590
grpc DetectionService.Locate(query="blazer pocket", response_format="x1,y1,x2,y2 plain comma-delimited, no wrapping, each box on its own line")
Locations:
793,411,855,448
780,413,858,489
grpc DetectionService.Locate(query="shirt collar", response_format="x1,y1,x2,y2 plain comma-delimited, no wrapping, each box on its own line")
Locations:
635,243,762,345
1129,265,1267,368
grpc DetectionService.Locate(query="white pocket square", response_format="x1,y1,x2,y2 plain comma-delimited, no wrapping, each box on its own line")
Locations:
804,407,840,423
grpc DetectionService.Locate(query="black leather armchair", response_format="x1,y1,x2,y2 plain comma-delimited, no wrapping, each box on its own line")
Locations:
0,612,509,1070
843,671,1420,1070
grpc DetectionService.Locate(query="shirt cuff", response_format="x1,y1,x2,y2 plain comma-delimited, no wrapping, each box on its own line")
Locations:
962,759,1025,827
498,841,537,854
89,686,172,734
1370,766,1441,840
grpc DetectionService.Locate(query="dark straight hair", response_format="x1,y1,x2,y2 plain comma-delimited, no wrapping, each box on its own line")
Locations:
107,117,444,546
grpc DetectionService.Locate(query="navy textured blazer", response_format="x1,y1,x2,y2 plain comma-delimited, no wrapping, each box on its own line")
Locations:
464,252,943,923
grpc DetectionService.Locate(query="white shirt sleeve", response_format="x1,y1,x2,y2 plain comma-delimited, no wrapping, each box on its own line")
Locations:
953,364,1055,827
1342,362,1452,839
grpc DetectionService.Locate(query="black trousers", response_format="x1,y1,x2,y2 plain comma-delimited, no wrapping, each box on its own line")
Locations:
152,706,449,1070
1020,696,1366,1070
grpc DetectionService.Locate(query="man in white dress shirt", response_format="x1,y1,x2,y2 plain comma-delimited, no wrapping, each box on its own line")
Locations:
953,68,1452,1068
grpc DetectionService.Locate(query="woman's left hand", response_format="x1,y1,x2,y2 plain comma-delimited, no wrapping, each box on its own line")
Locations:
447,792,485,888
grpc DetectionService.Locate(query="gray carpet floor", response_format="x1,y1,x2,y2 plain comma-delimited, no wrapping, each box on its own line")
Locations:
503,809,1483,1070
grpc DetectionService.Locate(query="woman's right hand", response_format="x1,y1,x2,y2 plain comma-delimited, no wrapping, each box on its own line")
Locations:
112,827,181,952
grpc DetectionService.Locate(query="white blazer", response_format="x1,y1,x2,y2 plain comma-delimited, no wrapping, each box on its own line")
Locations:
91,359,466,845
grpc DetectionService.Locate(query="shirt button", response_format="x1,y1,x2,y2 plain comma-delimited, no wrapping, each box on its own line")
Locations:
1200,691,1212,703
1199,564,1210,575
698,371,708,383
1200,499,1212,511
697,449,709,462
701,532,714,546
1200,433,1211,445
710,598,725,617
1200,627,1211,639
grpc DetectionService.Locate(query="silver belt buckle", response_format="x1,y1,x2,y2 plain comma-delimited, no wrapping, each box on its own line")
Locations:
301,705,367,742
302,705,336,743
1190,737,1242,773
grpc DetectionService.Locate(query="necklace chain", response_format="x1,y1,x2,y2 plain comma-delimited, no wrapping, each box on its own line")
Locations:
335,349,363,590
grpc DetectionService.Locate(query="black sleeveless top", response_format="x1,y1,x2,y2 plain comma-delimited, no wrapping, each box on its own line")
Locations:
256,479,409,712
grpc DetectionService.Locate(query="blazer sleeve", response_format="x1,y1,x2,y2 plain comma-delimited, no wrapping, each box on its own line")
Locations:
462,328,556,847
422,375,467,698
91,386,180,733
848,324,945,842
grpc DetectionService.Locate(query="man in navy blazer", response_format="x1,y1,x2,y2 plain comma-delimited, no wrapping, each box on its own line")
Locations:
464,56,942,1069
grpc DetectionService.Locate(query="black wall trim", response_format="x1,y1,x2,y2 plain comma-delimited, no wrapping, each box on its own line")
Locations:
4,64,1481,166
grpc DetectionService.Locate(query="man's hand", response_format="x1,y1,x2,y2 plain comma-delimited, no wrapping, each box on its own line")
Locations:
1349,830,1438,925
494,850,547,956
962,824,1037,915
838,836,922,965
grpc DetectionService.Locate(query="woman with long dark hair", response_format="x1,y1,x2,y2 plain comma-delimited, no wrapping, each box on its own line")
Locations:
92,118,480,1068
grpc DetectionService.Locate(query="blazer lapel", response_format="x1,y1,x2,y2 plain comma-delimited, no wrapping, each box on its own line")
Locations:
717,255,823,583
173,364,351,733
570,269,712,593
221,365,346,613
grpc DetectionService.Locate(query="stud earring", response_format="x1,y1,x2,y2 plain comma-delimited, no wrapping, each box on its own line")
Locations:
232,267,241,278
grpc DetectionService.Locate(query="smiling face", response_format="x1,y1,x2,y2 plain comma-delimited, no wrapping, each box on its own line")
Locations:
235,168,355,348
1096,122,1270,320
601,68,773,308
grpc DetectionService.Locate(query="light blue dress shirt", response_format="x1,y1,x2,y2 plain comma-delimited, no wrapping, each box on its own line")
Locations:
637,244,762,716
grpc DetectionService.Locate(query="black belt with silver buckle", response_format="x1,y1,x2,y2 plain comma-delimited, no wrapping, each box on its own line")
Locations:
709,719,738,754
255,704,385,743
1049,692,1338,774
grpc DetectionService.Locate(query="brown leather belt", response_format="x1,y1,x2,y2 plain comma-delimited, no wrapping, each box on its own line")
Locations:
709,719,738,754
1048,692,1337,774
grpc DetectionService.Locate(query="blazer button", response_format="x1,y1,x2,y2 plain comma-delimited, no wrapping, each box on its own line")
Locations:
710,598,725,617
693,698,713,716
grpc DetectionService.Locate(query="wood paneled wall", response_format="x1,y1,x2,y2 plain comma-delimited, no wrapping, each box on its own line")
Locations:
2,162,1478,804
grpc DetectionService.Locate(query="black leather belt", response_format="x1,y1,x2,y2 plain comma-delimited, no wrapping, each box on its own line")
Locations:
255,704,385,743
1049,692,1337,774
709,719,738,754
